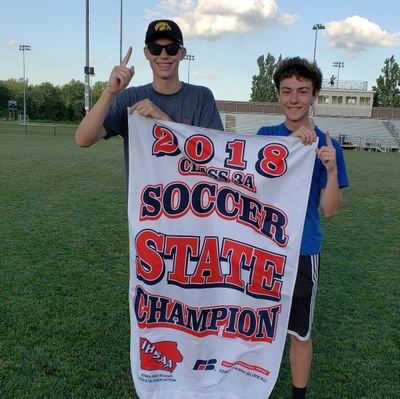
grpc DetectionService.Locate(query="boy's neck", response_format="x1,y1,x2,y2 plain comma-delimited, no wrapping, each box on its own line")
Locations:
285,118,314,132
152,78,182,95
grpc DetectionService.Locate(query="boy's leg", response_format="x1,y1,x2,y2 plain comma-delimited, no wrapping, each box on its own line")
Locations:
287,254,320,397
290,335,313,387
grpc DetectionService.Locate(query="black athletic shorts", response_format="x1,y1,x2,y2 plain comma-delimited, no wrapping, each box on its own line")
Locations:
287,254,320,340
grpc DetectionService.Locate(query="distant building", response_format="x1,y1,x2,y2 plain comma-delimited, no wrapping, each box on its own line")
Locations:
314,79,373,118
215,79,400,152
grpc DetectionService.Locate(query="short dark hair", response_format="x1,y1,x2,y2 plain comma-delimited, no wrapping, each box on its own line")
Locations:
273,57,322,94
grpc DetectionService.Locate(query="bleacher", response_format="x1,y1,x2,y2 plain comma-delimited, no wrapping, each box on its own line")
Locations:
220,112,400,152
221,113,284,135
313,117,399,152
389,120,400,138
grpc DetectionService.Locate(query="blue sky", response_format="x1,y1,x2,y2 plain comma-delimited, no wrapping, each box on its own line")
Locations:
1,0,399,101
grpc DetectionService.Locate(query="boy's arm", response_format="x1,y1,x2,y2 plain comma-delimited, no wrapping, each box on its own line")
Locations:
75,90,115,147
319,170,342,218
317,132,342,218
75,47,134,147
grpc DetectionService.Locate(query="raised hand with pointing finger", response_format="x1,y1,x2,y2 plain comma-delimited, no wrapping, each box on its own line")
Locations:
106,47,135,95
316,131,337,174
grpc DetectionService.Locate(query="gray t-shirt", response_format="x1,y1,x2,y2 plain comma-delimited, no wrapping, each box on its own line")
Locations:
103,82,224,177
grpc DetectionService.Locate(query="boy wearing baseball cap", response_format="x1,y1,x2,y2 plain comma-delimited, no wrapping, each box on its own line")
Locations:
145,19,183,46
75,19,223,178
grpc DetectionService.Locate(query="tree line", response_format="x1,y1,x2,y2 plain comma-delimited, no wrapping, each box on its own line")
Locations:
0,79,106,122
250,54,400,107
1,55,399,122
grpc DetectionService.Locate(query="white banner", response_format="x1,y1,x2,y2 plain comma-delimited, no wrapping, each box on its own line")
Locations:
127,113,316,399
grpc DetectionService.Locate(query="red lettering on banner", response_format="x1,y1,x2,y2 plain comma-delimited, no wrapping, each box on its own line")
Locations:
152,125,180,157
136,230,165,285
225,139,247,170
184,135,214,164
178,157,256,192
135,229,286,301
256,143,289,178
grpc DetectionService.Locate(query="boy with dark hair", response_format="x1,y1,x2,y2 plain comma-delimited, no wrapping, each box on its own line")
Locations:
257,57,349,399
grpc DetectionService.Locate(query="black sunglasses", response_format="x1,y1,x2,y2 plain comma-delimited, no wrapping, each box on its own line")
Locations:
147,43,181,56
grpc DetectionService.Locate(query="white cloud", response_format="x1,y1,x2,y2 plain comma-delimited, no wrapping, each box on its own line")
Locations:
325,16,400,52
7,40,17,46
157,0,194,13
148,0,296,40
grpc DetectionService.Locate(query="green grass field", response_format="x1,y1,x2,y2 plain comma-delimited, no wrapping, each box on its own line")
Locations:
1,123,399,398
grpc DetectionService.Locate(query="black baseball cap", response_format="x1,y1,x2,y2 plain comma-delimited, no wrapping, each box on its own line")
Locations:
145,20,183,46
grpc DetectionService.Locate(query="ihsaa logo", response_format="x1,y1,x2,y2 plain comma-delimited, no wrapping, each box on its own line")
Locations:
193,359,217,371
140,337,183,372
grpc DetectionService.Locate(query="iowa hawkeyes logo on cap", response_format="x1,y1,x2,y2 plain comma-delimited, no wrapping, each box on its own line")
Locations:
154,22,172,32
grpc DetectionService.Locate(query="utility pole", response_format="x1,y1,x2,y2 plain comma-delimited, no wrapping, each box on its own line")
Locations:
19,44,31,124
332,61,344,88
120,0,123,64
184,54,195,83
84,0,94,113
312,23,325,63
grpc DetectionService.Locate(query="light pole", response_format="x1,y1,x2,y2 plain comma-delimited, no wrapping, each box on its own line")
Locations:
119,0,123,64
184,54,195,83
312,23,325,63
19,44,31,124
84,0,94,113
332,61,344,88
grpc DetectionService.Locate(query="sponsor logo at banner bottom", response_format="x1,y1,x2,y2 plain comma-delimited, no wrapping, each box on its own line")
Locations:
193,359,217,371
220,359,270,382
